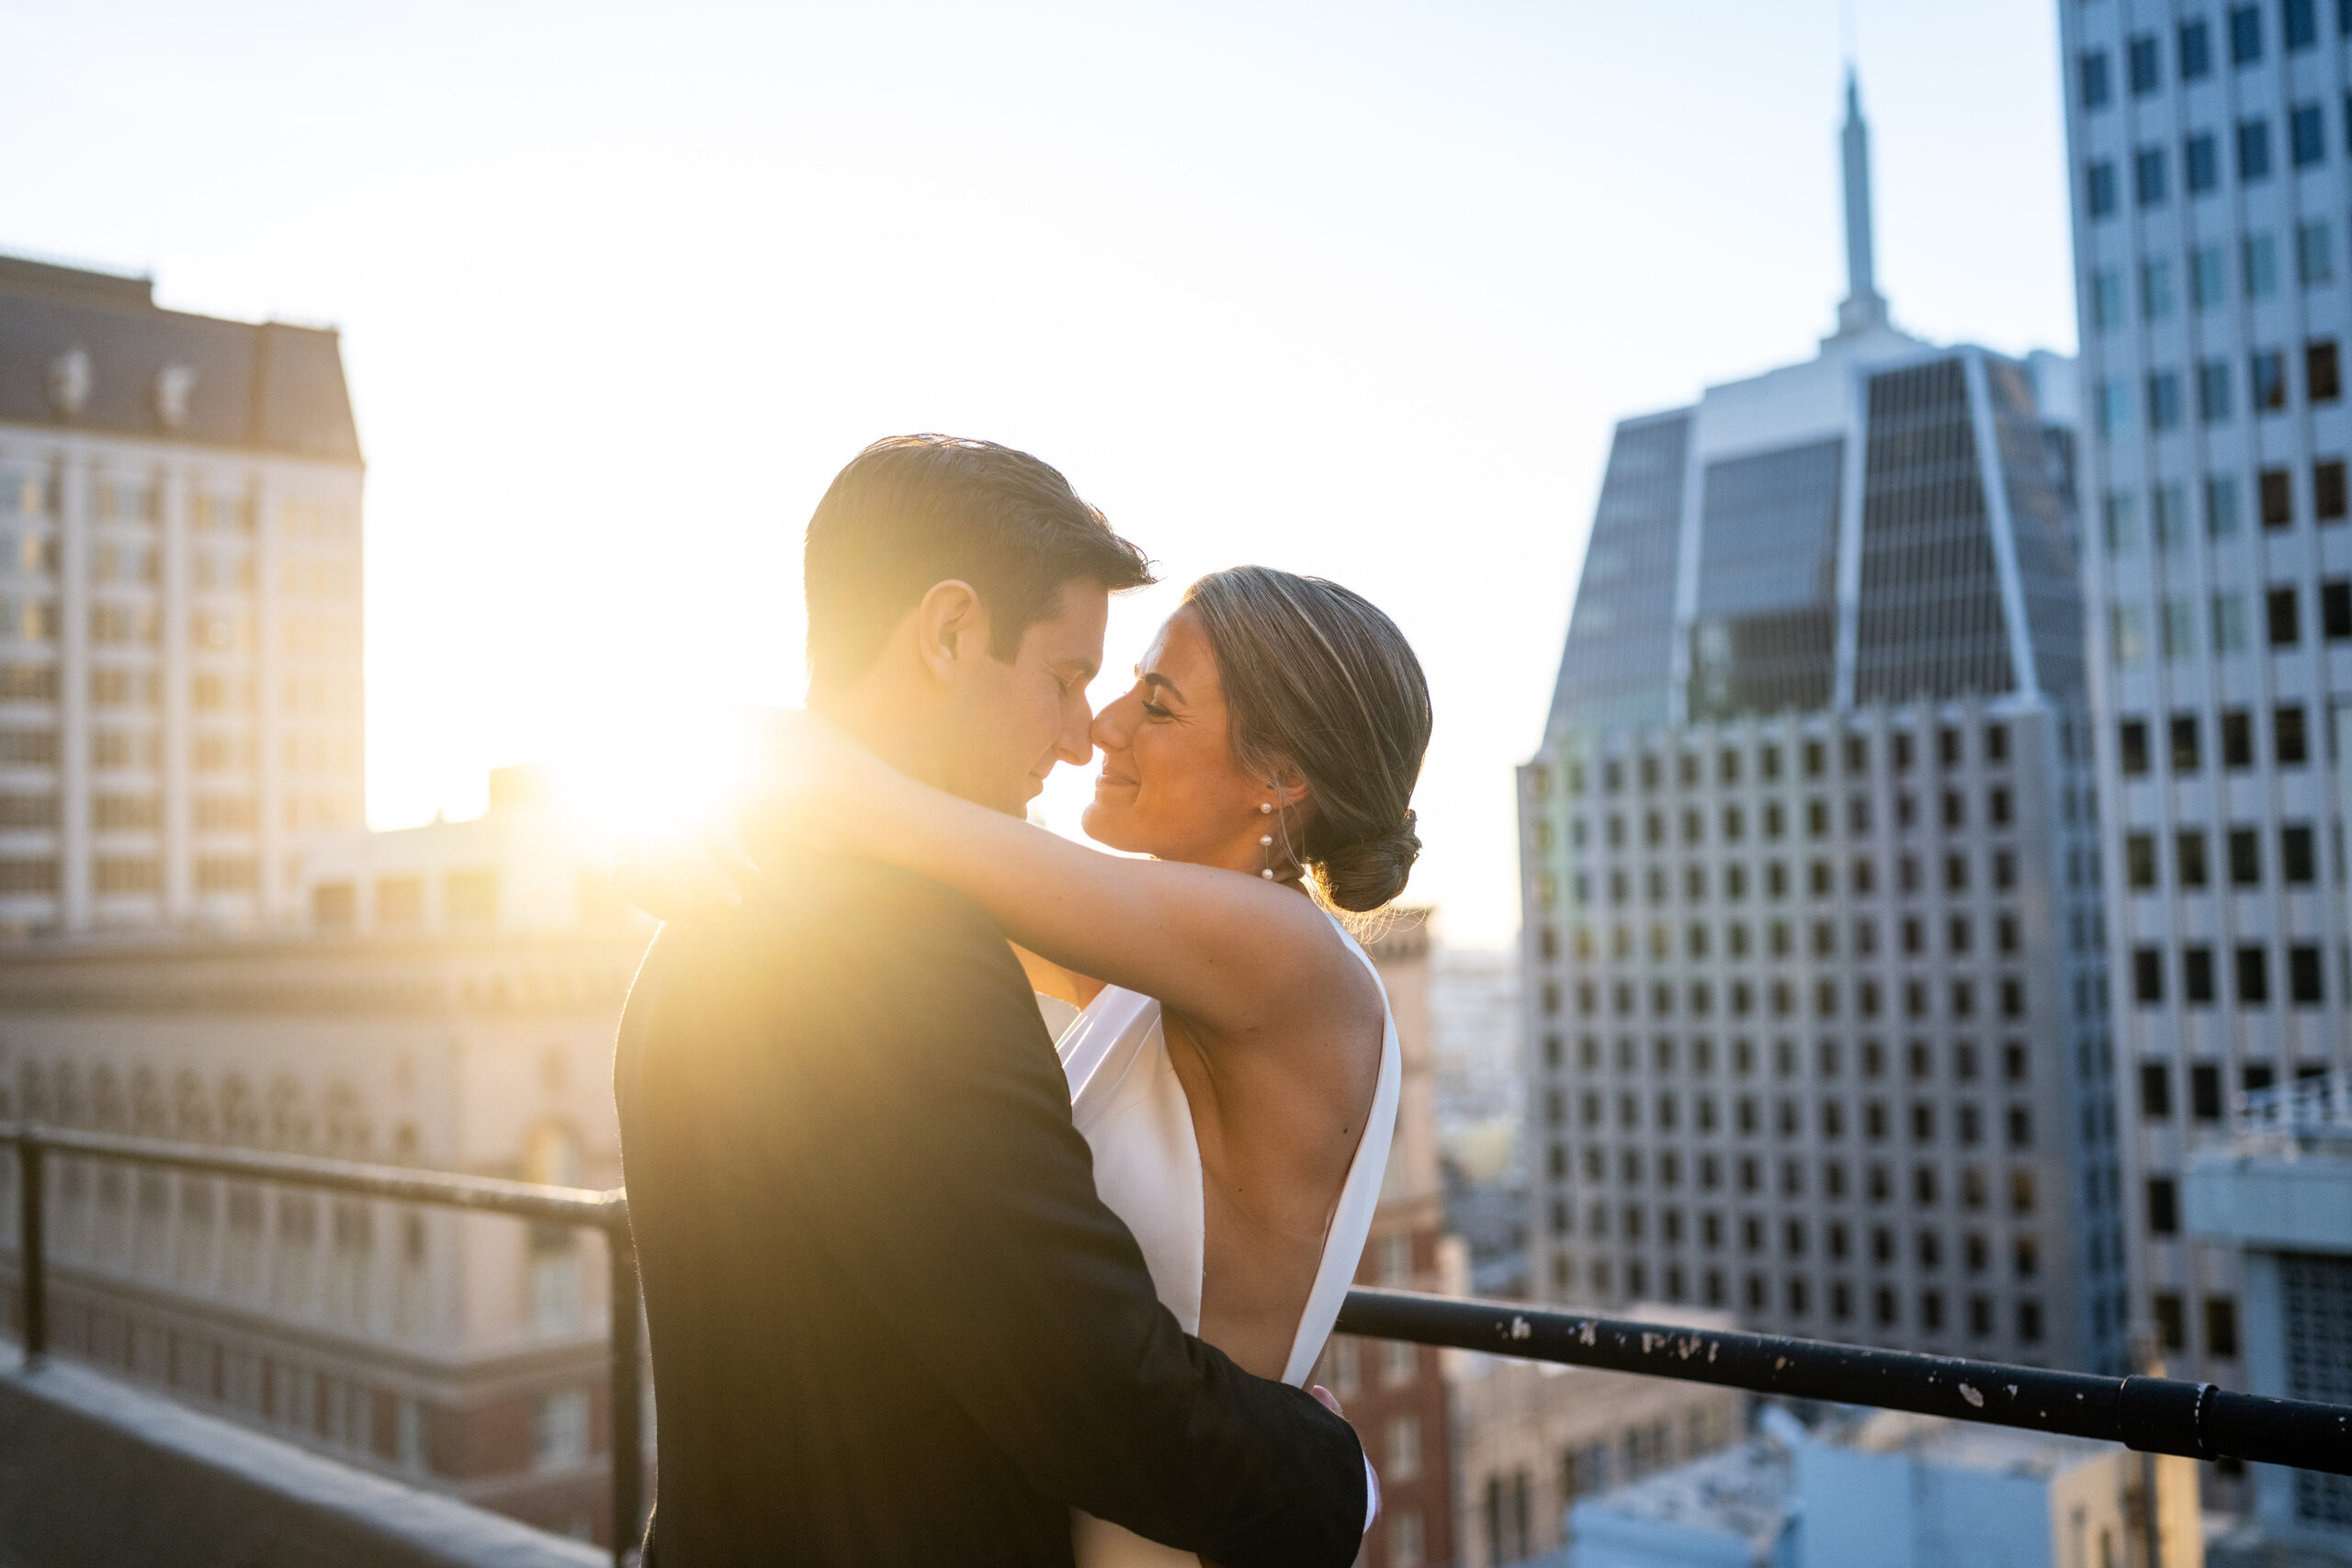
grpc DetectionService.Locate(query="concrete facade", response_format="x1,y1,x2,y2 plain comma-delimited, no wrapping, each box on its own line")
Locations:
0,253,365,938
2054,0,2352,1403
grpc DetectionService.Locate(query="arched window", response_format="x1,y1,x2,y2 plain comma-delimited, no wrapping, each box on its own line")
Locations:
323,1081,369,1158
174,1069,214,1141
91,1066,125,1130
130,1066,167,1134
220,1076,260,1145
268,1077,313,1150
523,1122,580,1190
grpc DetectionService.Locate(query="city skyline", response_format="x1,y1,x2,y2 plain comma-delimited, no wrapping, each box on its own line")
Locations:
0,0,2079,947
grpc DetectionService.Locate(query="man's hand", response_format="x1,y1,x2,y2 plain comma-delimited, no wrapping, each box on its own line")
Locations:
1310,1385,1380,1533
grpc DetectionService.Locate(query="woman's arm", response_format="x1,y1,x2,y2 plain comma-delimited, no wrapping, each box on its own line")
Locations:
741,715,1363,1036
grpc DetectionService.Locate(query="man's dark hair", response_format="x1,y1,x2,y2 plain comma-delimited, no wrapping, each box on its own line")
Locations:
804,434,1155,693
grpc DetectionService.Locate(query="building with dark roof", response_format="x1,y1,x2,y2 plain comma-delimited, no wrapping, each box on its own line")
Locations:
0,254,364,935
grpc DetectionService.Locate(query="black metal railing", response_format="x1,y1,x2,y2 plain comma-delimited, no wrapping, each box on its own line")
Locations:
0,1123,645,1568
1335,1289,2352,1475
6,1126,2349,1568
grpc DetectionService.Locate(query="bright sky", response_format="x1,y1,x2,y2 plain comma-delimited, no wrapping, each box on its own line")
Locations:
0,0,2079,948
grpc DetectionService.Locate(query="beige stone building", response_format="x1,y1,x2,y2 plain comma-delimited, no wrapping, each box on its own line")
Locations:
0,779,650,1543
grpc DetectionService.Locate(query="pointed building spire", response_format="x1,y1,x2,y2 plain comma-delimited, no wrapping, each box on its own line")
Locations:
1836,68,1890,336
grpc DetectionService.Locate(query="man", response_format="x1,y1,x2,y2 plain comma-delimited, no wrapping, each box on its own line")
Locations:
615,435,1370,1565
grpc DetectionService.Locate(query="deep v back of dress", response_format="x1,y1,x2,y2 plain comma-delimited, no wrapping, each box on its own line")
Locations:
1044,912,1402,1568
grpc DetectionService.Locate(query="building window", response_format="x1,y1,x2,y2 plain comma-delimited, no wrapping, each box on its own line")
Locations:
2086,160,2119,219
2207,472,2242,535
2239,118,2275,180
2104,490,2140,551
2293,102,2329,167
2221,709,2254,767
2290,0,2322,48
2177,831,2210,888
2141,1062,2174,1119
2148,1177,2180,1235
2198,359,2234,422
2256,355,2291,417
531,1387,590,1472
2111,605,2150,667
2317,459,2347,520
2282,824,2318,884
2324,580,2352,639
2145,371,2184,430
2088,268,2124,330
2290,945,2324,1004
2134,948,2165,1004
1387,1511,1424,1568
2212,592,2248,651
2154,1292,2187,1349
2079,49,2112,107
2126,833,2158,889
2178,138,2218,209
2204,1296,2242,1359
2311,339,2343,401
445,869,498,928
1385,1414,1422,1482
2230,4,2264,64
2229,827,2262,886
2119,718,2150,775
2193,1063,2225,1122
2277,703,2310,763
2170,712,2200,772
2303,221,2337,287
2268,586,2301,644
2247,231,2281,298
2237,945,2271,1006
2181,17,2215,77
2134,146,2169,207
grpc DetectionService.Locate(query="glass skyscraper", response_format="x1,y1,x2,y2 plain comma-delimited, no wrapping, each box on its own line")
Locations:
1519,79,2129,1374
2058,0,2352,1396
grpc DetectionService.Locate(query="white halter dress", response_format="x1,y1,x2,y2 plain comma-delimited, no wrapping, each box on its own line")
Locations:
1040,912,1402,1568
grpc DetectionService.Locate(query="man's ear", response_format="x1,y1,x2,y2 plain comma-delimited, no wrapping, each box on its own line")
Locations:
911,580,991,686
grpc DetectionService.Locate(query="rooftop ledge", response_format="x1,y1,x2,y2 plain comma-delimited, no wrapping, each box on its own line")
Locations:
0,1349,602,1568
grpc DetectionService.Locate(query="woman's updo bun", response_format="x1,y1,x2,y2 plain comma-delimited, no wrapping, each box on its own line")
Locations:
1314,808,1423,914
1182,568,1432,915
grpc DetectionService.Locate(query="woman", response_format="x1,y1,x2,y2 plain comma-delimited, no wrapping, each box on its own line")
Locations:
750,564,1430,1567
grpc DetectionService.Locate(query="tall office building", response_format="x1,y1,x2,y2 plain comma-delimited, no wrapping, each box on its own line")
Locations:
0,254,364,936
2055,0,2352,1395
1518,78,2130,1373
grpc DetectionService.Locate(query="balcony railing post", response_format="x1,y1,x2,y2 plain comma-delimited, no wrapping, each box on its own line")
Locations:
607,1211,644,1568
17,1131,44,1359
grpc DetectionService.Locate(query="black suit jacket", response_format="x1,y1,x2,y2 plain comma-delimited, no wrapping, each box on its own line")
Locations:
613,850,1367,1567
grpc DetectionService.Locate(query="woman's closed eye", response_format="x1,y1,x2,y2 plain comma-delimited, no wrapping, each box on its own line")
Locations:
1140,697,1173,720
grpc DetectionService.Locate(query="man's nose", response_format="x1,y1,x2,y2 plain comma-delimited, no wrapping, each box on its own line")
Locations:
1056,695,1095,766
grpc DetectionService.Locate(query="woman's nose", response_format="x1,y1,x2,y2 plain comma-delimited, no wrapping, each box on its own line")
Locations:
1091,697,1135,750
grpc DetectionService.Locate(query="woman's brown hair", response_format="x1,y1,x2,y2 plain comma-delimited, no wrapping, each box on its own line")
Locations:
1182,567,1432,912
